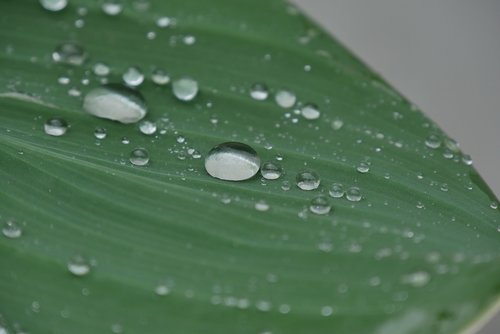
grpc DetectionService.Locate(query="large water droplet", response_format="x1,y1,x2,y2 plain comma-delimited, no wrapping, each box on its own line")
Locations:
67,255,91,276
172,77,199,101
44,117,68,136
275,90,296,108
296,170,320,190
309,195,331,215
205,142,260,181
2,220,22,239
329,182,345,198
346,186,362,202
83,84,147,124
123,66,144,87
250,83,269,101
130,148,150,166
39,0,68,12
260,161,283,180
301,103,320,120
102,0,123,16
52,42,87,66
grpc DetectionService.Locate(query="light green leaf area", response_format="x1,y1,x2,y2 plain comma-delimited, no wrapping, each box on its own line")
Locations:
0,1,499,333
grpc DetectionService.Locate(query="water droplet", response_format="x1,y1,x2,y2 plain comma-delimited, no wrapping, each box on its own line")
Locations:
309,195,331,215
345,186,362,202
151,68,170,85
139,120,157,135
121,136,130,144
183,35,196,45
461,154,473,166
425,134,442,149
250,83,269,101
111,323,123,334
402,271,430,287
255,200,270,212
176,135,186,144
67,255,91,276
102,0,123,16
205,142,260,181
331,118,344,130
444,138,460,152
44,117,68,136
94,127,107,139
416,201,425,209
83,84,147,124
260,161,283,180
39,0,68,12
440,183,449,192
129,148,150,166
321,306,333,317
301,103,320,120
490,202,498,210
93,62,110,76
2,220,22,239
329,183,344,198
123,66,144,87
172,77,199,101
52,42,87,66
296,170,320,190
281,180,291,191
156,16,172,28
357,161,370,173
58,76,70,85
275,90,296,108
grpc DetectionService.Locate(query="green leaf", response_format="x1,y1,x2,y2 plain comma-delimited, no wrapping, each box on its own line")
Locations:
1,1,499,333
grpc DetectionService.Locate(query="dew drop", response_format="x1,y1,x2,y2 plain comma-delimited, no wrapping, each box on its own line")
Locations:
402,271,430,288
121,136,130,144
151,68,170,85
183,35,196,45
301,103,320,120
44,117,68,136
2,220,22,239
205,142,260,181
260,161,283,180
425,134,442,149
156,16,172,28
321,306,334,317
102,0,123,16
461,154,473,166
39,0,68,12
275,90,296,108
67,255,91,276
123,66,144,87
444,138,460,152
296,170,320,190
155,284,171,296
281,180,291,191
346,186,362,202
309,195,331,215
357,161,370,173
172,77,199,101
139,120,157,135
94,127,107,139
331,118,344,130
329,183,344,198
93,62,110,76
250,83,269,101
255,200,270,212
83,84,147,124
129,148,150,166
440,183,449,192
490,202,498,210
52,42,87,66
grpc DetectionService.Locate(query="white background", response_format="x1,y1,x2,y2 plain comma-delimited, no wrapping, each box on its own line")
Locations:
292,0,500,332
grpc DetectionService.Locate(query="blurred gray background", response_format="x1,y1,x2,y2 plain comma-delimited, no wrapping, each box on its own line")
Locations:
292,0,500,333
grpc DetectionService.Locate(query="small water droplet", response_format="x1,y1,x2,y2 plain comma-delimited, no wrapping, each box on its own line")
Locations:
151,68,170,85
357,161,370,173
123,66,144,87
172,77,199,101
93,62,110,76
309,195,331,215
111,323,123,334
2,220,22,239
58,76,70,85
345,186,362,202
260,161,283,180
331,118,344,130
205,142,260,181
301,103,320,120
44,117,68,136
461,154,473,166
490,202,498,210
102,0,123,16
402,271,430,287
39,0,68,12
156,16,172,28
183,35,196,45
129,148,150,166
281,180,291,191
296,170,320,190
425,134,442,149
67,255,91,276
52,42,87,66
321,306,333,317
250,83,269,101
83,84,147,124
94,127,107,139
139,120,157,135
440,183,448,192
255,200,270,212
275,90,296,108
444,138,460,152
121,136,130,144
329,183,344,198
416,201,425,209
155,284,170,296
